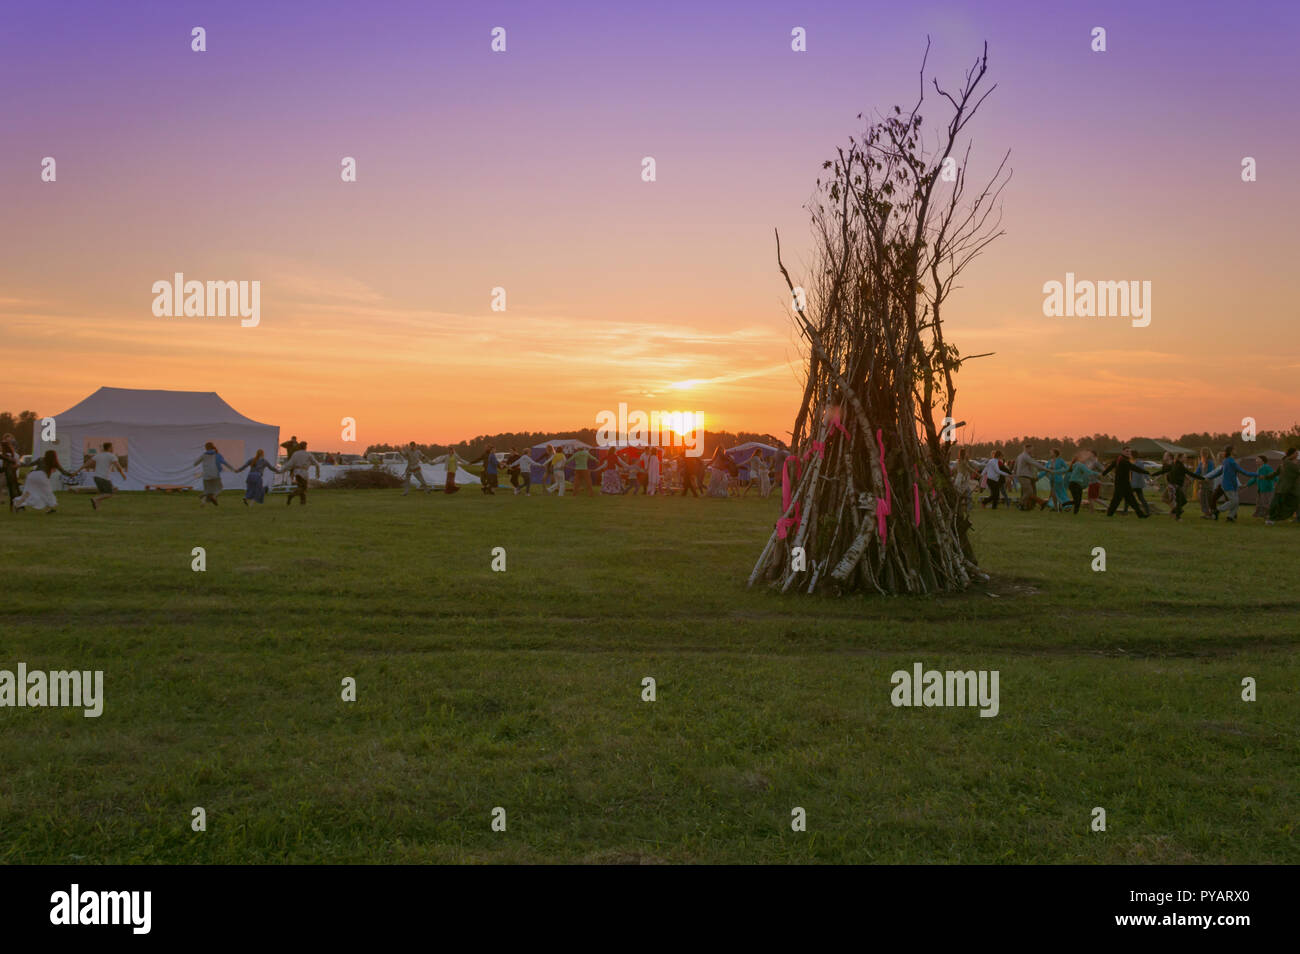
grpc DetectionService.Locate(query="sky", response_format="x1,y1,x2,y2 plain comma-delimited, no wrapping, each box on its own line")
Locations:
3,0,1298,448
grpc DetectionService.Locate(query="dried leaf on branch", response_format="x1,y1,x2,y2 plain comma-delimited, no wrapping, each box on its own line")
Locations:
751,39,1009,596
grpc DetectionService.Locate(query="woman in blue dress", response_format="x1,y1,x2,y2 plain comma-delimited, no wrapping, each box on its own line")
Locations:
235,448,281,505
1039,448,1070,511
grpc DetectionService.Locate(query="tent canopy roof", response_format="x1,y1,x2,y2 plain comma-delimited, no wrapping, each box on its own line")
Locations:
53,387,274,428
727,441,779,458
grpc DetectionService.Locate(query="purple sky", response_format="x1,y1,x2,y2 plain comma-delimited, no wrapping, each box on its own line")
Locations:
3,0,1297,443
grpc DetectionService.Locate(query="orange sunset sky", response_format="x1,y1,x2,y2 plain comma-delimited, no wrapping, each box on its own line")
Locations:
3,1,1298,449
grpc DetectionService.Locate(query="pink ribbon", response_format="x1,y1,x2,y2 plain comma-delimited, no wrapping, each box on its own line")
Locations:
778,454,804,539
875,429,891,541
777,412,855,542
776,502,802,540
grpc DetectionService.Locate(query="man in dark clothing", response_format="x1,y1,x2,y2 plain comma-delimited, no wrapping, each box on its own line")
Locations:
1101,447,1150,518
681,455,702,497
474,445,499,495
1266,448,1299,525
1147,453,1204,521
506,449,532,496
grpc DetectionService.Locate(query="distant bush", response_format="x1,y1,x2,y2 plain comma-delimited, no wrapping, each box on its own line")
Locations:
321,469,404,490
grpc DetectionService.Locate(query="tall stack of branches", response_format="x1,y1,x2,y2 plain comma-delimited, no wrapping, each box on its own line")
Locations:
750,41,1009,596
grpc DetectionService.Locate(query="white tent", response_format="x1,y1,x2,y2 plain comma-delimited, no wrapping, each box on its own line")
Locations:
36,387,279,491
726,441,779,478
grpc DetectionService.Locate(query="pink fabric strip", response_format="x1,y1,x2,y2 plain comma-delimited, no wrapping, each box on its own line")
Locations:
776,502,801,540
778,454,803,539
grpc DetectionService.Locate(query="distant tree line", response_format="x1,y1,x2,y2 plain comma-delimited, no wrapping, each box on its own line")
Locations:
0,411,38,454
959,424,1300,459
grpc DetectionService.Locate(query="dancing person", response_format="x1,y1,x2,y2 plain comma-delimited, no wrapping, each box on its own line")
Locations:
664,453,681,494
1013,443,1039,510
12,450,76,513
635,449,651,495
443,449,461,495
746,450,771,497
1156,452,1176,509
681,452,702,498
234,448,280,505
568,445,594,496
546,445,567,496
951,447,977,513
1065,453,1101,515
623,450,644,495
705,447,729,498
722,450,740,496
400,442,431,496
1147,452,1203,521
1195,447,1216,518
476,445,500,495
81,441,126,511
1101,447,1150,518
1,434,20,511
1209,451,1228,514
195,442,235,506
507,449,533,496
1265,448,1299,525
284,441,318,505
1248,455,1276,518
600,448,625,494
541,447,556,493
1039,448,1069,512
980,451,1013,509
1201,445,1256,522
1126,458,1153,515
646,447,661,496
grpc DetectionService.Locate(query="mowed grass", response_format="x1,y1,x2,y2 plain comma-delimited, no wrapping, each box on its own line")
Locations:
2,487,1297,864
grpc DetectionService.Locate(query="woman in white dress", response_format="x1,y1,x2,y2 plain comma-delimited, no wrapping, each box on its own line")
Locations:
646,448,661,495
14,451,75,512
747,451,770,497
706,447,729,498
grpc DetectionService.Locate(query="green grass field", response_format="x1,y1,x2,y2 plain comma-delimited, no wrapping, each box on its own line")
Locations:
3,487,1297,864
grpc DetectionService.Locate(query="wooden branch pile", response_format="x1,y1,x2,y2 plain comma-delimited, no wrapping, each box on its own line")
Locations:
749,41,1006,597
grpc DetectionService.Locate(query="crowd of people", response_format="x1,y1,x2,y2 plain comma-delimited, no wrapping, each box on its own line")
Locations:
1,435,781,512
6,429,1299,530
408,443,778,499
952,442,1300,525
